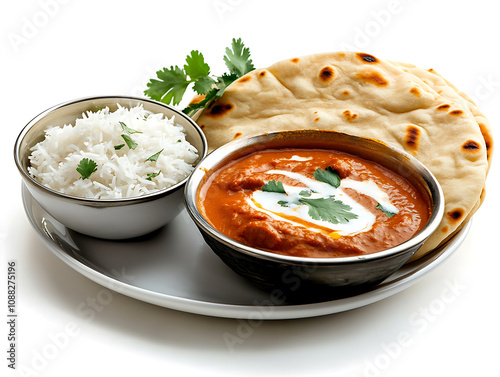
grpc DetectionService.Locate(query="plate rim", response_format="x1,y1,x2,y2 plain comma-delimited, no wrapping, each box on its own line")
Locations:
21,183,470,320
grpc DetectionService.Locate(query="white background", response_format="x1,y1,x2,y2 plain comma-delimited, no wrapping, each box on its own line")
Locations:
2,0,499,376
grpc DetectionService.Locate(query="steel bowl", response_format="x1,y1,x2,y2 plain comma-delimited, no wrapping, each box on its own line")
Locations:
185,130,444,302
14,96,207,239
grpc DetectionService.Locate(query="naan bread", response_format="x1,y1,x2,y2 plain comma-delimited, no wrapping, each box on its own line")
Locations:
196,52,490,259
389,61,492,259
391,61,493,170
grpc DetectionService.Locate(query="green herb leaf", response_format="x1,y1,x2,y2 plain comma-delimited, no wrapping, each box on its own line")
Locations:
314,166,341,188
262,180,286,194
114,144,125,150
145,38,253,115
183,50,217,94
192,75,217,95
223,38,255,77
183,72,241,116
76,158,97,180
145,149,163,162
299,197,358,224
121,134,137,150
277,200,289,207
183,50,211,81
299,190,312,197
120,121,142,134
145,65,190,105
377,203,397,217
146,171,161,181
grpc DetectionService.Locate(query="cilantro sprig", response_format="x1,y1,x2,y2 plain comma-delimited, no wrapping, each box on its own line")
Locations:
146,171,161,181
117,121,140,150
121,134,137,150
261,167,358,225
262,180,286,194
144,38,254,117
299,197,358,224
145,149,163,162
314,167,341,188
120,121,142,134
76,158,97,180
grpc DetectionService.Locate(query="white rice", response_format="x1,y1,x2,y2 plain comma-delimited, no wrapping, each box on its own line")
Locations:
28,104,199,199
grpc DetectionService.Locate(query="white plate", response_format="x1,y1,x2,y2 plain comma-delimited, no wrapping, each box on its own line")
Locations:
22,184,470,320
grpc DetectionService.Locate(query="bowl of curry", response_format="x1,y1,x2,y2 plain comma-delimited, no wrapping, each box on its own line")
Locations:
185,130,444,302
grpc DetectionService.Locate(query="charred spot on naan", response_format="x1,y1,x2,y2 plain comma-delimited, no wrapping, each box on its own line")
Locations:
205,103,234,118
410,87,421,97
449,109,464,116
356,69,389,86
437,104,451,111
319,66,335,82
237,76,252,83
258,70,267,78
356,53,379,64
447,208,465,224
290,58,299,63
405,125,421,153
342,110,358,122
461,139,482,153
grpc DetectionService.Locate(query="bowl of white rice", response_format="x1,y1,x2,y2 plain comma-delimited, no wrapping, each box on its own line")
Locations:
14,96,207,239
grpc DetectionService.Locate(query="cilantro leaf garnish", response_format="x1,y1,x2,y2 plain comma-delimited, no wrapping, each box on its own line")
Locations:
121,134,137,150
377,203,397,217
299,197,358,224
145,65,190,106
260,172,357,225
145,38,254,116
76,158,97,180
184,50,218,95
299,190,312,197
262,180,286,194
120,121,142,134
146,171,161,181
145,149,163,162
114,144,125,150
314,166,341,188
183,50,212,81
223,37,254,77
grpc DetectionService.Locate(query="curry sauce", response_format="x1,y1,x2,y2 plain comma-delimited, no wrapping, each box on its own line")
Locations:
198,149,431,258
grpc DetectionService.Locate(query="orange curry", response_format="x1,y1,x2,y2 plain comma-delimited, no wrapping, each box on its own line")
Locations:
198,148,430,258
